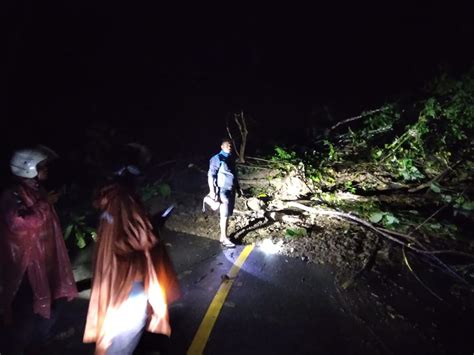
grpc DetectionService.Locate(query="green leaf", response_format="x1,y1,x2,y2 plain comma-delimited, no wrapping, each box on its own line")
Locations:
427,223,441,230
441,194,452,203
77,238,86,249
285,228,306,238
76,231,86,249
461,201,474,211
285,228,296,237
369,212,384,223
158,183,172,198
64,224,73,240
384,214,399,225
430,182,441,193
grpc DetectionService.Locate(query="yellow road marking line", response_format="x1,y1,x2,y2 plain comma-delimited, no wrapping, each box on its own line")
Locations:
187,244,254,355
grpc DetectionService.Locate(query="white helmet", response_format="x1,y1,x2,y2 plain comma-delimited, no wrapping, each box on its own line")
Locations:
10,148,50,178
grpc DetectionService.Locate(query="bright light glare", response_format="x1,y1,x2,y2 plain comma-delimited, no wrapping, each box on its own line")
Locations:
259,238,283,254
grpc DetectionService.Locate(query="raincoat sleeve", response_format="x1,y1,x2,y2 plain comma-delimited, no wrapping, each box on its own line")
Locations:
1,189,48,237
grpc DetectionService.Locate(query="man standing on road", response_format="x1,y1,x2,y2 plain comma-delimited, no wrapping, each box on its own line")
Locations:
207,138,242,248
0,147,78,354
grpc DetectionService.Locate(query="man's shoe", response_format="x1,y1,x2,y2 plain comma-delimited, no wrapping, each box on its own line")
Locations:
220,238,235,248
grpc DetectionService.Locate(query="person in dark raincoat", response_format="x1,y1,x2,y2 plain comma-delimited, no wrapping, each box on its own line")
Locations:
83,165,180,355
0,147,77,354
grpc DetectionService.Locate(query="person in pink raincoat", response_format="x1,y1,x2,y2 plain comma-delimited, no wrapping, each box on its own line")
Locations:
0,147,77,354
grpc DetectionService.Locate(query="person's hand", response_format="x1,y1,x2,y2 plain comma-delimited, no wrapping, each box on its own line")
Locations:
209,191,217,201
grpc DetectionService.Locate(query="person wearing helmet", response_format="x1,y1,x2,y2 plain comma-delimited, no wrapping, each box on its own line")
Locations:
207,138,243,248
0,147,77,354
83,165,180,355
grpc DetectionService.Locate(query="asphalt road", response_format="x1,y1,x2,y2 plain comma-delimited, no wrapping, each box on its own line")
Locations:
28,230,378,354
21,229,471,355
163,231,378,355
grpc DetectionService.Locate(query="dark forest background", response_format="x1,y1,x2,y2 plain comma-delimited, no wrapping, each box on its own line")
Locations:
1,2,473,166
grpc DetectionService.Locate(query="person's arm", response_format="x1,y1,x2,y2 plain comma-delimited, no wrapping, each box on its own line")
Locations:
1,190,48,236
207,156,219,199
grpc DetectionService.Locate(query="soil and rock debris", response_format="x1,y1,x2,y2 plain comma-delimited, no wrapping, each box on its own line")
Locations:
151,160,473,277
148,157,474,354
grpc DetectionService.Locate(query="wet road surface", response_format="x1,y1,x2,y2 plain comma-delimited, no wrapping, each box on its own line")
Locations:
13,229,472,354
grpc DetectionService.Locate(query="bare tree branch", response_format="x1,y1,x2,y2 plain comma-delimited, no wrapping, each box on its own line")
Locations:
233,111,248,163
408,160,462,193
284,201,472,285
409,204,448,234
226,117,240,160
247,156,275,163
330,108,388,131
402,246,444,301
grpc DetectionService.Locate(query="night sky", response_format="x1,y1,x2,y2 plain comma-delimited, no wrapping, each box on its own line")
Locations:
2,2,473,160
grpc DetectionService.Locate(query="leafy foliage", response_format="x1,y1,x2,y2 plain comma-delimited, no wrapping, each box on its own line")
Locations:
429,181,474,217
266,66,473,242
63,213,96,249
374,69,474,181
273,146,297,162
285,227,308,239
393,158,424,181
140,181,172,202
349,104,401,147
369,211,400,228
248,186,270,199
56,183,97,250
